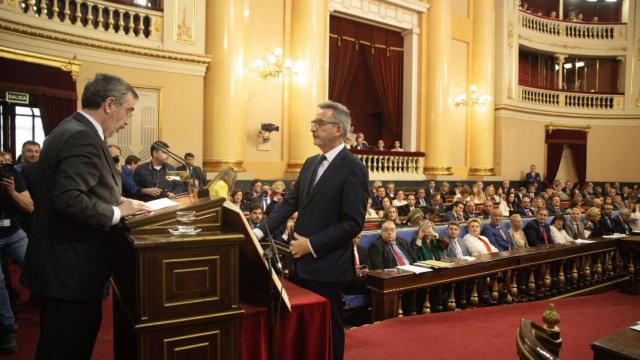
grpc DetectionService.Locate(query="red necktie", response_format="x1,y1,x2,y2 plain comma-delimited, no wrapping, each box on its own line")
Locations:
389,242,407,266
540,223,549,245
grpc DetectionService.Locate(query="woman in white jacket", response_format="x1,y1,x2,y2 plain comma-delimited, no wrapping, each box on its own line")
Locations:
463,218,498,255
549,214,575,244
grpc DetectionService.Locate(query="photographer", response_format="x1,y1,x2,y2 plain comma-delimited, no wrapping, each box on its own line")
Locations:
0,151,33,353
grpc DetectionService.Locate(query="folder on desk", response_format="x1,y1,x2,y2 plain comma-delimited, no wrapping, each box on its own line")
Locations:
416,260,454,268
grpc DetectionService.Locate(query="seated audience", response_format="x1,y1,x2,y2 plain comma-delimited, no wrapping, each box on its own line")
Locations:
121,155,141,199
612,208,633,235
445,201,465,222
245,179,263,206
479,200,494,220
412,221,440,261
485,185,501,204
429,193,445,214
379,206,401,228
385,182,396,199
499,180,511,197
613,195,626,210
509,214,528,248
353,135,368,150
564,207,587,240
598,204,615,235
371,186,387,209
453,185,471,203
501,192,518,216
533,196,547,214
463,218,498,256
584,207,604,238
463,200,476,220
264,181,286,216
471,184,486,205
344,234,369,295
247,203,263,229
392,190,406,208
390,141,404,152
229,189,246,211
398,194,418,217
346,126,357,147
273,212,298,244
547,194,563,215
440,222,470,259
424,208,438,224
549,214,575,244
366,198,379,219
176,152,207,188
523,208,552,247
592,197,603,210
375,140,385,151
629,199,640,232
377,197,392,218
519,196,535,217
481,209,515,251
440,181,452,199
415,188,429,209
426,180,438,196
403,208,425,227
526,184,537,200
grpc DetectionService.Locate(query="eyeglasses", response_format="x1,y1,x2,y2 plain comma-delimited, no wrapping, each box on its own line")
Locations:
310,119,340,128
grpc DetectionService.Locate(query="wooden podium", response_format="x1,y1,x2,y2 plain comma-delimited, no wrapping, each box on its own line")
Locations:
111,196,244,359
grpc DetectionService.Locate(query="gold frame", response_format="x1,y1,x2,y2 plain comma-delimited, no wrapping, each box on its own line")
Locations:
0,46,81,81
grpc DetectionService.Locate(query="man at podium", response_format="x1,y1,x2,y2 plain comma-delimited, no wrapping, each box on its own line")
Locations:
253,101,368,360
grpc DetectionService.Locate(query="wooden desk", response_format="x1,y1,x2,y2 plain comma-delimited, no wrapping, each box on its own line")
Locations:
365,237,637,322
591,326,640,360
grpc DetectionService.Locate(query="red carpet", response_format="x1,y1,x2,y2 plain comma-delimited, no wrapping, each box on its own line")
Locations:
345,290,640,360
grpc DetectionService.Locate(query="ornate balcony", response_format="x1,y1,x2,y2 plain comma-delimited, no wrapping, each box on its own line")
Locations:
519,85,624,112
350,149,425,181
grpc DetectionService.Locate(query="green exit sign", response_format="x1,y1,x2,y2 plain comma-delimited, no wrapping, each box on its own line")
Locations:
6,91,29,104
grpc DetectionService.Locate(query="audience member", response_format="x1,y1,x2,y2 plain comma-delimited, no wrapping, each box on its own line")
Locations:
366,198,379,219
379,206,400,228
441,222,469,259
370,180,383,198
415,188,429,209
247,203,263,229
371,186,387,209
598,204,615,235
385,182,396,199
501,192,518,216
133,141,179,201
481,209,514,251
440,181,452,199
445,201,465,222
525,164,542,190
229,189,245,211
403,208,424,227
549,10,557,18
612,208,632,235
523,208,551,247
533,196,547,214
509,214,528,248
429,193,445,214
398,194,417,216
628,200,640,232
377,197,392,218
453,185,471,203
547,195,563,215
463,218,498,256
14,141,40,173
463,201,476,220
390,141,404,152
549,214,575,244
471,184,486,204
346,126,357,147
479,200,494,219
485,185,500,204
375,140,385,151
343,234,369,296
565,207,586,240
273,212,298,244
121,155,141,198
392,190,406,208
584,207,604,238
177,152,208,188
245,179,263,205
426,180,438,197
613,194,625,211
353,135,368,150
518,196,535,217
412,221,440,261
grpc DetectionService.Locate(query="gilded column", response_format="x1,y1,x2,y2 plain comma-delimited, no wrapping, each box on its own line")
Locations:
285,0,327,174
554,54,567,89
468,0,496,176
423,0,452,175
203,0,246,172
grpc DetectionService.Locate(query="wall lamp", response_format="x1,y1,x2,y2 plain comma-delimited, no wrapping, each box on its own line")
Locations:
253,48,303,79
454,85,492,107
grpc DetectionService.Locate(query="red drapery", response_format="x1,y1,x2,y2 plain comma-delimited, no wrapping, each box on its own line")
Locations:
545,129,588,184
329,16,403,147
0,57,77,135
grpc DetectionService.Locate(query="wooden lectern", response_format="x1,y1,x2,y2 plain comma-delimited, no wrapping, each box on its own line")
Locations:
111,196,244,359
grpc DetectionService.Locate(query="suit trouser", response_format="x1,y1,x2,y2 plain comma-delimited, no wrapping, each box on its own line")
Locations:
303,279,346,360
36,297,102,360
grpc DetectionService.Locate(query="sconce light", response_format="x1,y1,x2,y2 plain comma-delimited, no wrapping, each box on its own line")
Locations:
257,122,280,151
454,85,492,107
253,48,303,79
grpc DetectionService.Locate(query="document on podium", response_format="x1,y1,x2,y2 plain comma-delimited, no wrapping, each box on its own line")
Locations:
145,198,179,211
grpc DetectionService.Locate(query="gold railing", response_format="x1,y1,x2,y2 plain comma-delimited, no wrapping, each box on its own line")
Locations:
519,86,624,111
5,0,162,41
519,11,626,41
350,149,425,181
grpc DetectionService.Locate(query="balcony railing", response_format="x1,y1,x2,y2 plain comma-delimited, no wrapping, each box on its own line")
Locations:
350,149,425,181
519,11,626,42
519,85,624,111
6,0,162,41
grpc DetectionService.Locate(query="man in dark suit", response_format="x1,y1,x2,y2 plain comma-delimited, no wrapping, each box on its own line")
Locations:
598,204,615,235
254,101,368,360
481,209,515,251
547,194,563,215
463,200,476,220
428,193,446,214
371,185,387,210
397,194,418,217
426,180,438,197
612,208,632,235
415,188,429,210
20,73,150,359
525,164,542,191
343,234,369,295
523,208,552,247
176,152,207,188
519,196,535,217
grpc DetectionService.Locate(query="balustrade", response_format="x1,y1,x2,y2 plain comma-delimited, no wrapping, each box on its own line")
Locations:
350,149,425,181
519,11,625,41
519,86,624,111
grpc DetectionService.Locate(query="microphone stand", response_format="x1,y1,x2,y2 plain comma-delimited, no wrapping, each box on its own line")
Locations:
260,218,282,360
152,142,193,195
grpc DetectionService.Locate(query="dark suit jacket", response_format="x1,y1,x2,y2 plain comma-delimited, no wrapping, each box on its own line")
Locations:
598,215,615,235
398,204,418,217
547,204,563,216
519,207,535,217
368,236,416,270
481,223,515,251
612,215,631,235
523,220,552,247
258,146,368,283
525,172,542,187
176,164,207,188
21,112,122,301
444,211,464,222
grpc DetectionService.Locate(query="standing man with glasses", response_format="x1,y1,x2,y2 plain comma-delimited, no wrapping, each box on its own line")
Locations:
253,101,368,360
21,73,151,359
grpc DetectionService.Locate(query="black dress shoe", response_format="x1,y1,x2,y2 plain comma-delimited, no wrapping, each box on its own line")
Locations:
0,331,17,354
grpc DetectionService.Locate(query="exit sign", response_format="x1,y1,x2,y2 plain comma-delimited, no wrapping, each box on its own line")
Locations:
6,91,29,104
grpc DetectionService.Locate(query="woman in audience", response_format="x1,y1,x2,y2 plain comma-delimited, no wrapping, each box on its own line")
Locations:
509,214,528,248
471,184,486,205
440,182,452,199
230,189,245,211
533,196,546,214
485,185,501,204
379,206,401,228
403,208,425,227
629,197,640,232
584,207,604,238
392,190,407,208
390,140,404,152
377,197,392,218
453,185,472,203
413,220,440,261
550,214,575,244
366,197,379,219
463,218,498,255
500,192,518,216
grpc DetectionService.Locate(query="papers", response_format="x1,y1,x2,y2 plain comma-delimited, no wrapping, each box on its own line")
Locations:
145,198,179,211
575,239,595,244
417,260,454,268
461,256,476,261
396,265,433,274
602,233,629,239
630,322,640,332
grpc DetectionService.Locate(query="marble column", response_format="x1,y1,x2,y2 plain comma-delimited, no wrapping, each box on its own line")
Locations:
423,0,452,175
555,54,567,90
468,0,496,176
203,0,246,172
285,0,328,175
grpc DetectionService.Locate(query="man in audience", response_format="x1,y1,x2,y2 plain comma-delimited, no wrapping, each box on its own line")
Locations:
613,194,625,210
398,194,417,216
523,208,552,247
516,186,526,203
375,140,385,151
482,209,514,251
547,194,563,215
248,203,263,229
598,204,615,235
440,182,452,198
0,152,33,353
556,184,570,201
245,179,263,206
259,183,272,213
343,234,369,296
441,222,469,259
613,208,633,235
14,141,40,174
371,185,387,209
385,182,396,199
427,193,444,214
426,180,438,197
565,207,586,240
445,201,465,222
176,152,207,188
592,197,603,210
500,180,510,196
353,135,368,150
121,155,141,199
525,164,542,191
562,181,573,195
519,196,535,217
133,141,179,201
582,183,594,205
526,184,537,200
479,200,494,219
463,200,476,220
416,188,429,209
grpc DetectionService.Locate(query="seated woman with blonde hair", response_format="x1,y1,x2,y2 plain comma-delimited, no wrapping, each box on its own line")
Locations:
378,206,401,228
412,220,440,260
509,213,528,248
463,218,498,255
471,184,486,205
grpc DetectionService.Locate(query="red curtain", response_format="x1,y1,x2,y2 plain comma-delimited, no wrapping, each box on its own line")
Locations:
545,129,588,184
328,21,359,104
0,57,77,135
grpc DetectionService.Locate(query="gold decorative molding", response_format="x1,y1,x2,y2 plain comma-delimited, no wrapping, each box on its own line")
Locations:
545,122,591,133
507,22,513,49
0,46,81,81
468,167,496,176
0,18,210,65
423,166,453,175
285,160,306,175
495,104,640,120
203,160,245,173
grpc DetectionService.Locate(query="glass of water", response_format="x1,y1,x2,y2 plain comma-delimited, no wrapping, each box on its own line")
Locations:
176,211,196,232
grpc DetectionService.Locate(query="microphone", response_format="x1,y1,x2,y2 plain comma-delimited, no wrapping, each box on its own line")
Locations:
260,216,283,274
152,141,191,178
